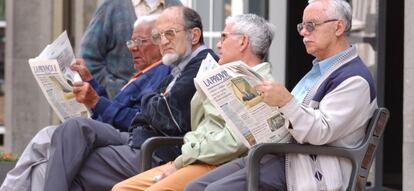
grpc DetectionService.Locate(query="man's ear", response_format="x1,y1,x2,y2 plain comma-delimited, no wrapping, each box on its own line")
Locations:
191,27,202,45
335,20,346,36
239,35,249,51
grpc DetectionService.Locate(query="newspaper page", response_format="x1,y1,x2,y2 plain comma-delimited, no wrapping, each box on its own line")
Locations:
28,31,90,121
194,55,291,148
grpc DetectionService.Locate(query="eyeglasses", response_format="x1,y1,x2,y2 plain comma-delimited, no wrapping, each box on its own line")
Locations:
219,32,243,44
151,28,183,44
126,38,151,49
296,19,338,33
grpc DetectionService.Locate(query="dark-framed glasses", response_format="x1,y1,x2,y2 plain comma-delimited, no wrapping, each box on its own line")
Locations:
126,38,150,49
297,19,338,33
220,32,243,44
151,28,183,44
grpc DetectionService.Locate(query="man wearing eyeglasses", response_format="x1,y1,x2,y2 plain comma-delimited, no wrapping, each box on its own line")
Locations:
0,15,170,191
186,0,377,191
38,5,217,191
111,13,275,191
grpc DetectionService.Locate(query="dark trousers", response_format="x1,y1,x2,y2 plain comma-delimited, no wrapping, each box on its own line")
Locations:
185,155,286,191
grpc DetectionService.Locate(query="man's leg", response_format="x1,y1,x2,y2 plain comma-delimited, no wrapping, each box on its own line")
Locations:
147,163,216,191
30,162,47,191
70,144,141,191
112,162,172,191
185,155,286,191
43,117,128,191
0,125,57,191
112,163,216,191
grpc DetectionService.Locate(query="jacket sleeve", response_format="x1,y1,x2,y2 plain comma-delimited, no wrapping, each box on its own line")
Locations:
91,67,170,131
88,78,108,98
280,76,376,145
91,76,143,131
174,94,247,169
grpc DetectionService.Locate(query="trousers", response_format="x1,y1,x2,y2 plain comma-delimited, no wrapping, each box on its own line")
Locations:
0,125,57,191
113,162,216,191
42,117,141,191
184,155,286,191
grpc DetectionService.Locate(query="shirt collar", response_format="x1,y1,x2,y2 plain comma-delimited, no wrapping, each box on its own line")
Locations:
311,46,354,75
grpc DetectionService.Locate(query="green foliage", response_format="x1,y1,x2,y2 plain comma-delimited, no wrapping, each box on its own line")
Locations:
0,152,18,162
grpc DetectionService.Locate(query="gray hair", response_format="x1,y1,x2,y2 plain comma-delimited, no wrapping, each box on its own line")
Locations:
133,14,160,28
309,0,352,34
225,14,275,60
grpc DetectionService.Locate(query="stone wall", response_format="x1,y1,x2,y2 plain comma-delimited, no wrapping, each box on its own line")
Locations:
4,0,99,154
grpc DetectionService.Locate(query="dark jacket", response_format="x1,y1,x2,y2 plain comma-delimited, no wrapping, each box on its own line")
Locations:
129,49,218,161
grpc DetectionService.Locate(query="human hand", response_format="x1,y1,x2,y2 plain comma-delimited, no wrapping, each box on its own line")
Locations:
72,81,99,108
255,80,293,107
70,58,93,81
155,162,177,182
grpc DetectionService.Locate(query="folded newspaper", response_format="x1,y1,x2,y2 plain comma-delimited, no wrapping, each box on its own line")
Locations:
28,31,90,122
194,54,291,148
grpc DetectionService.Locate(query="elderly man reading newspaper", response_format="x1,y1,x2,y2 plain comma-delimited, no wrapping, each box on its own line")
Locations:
186,0,378,190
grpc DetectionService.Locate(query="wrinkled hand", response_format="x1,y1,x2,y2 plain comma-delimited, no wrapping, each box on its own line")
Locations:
72,81,99,108
159,162,178,180
70,58,93,81
255,80,293,107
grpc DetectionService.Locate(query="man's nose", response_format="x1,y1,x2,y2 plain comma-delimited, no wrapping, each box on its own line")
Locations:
216,40,222,50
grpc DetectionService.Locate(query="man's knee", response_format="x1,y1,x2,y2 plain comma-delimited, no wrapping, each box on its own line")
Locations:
203,181,228,191
55,117,96,136
31,125,57,142
111,182,123,191
184,181,206,191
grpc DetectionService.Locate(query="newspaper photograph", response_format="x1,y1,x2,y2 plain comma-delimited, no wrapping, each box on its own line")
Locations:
195,54,291,148
28,31,90,121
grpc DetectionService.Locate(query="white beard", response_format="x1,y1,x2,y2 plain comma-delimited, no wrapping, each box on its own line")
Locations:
162,45,192,66
162,53,180,66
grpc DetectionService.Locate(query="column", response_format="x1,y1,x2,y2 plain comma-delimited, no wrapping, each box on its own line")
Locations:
404,0,414,189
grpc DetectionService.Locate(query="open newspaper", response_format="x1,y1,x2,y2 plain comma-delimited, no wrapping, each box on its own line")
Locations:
28,31,90,122
194,54,291,148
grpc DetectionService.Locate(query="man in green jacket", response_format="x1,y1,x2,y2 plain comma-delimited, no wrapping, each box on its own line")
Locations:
112,13,277,191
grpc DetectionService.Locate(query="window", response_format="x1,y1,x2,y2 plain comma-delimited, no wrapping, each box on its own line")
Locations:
186,0,243,52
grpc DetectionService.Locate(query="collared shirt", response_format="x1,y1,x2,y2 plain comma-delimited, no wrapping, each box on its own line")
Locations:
291,46,353,102
131,0,165,17
164,45,208,94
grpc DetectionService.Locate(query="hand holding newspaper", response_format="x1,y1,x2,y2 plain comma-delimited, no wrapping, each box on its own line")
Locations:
194,54,291,148
28,31,90,122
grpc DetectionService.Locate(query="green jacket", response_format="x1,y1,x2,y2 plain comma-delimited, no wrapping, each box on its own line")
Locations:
174,62,274,168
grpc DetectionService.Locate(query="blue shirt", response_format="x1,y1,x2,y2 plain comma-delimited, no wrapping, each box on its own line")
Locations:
291,47,353,102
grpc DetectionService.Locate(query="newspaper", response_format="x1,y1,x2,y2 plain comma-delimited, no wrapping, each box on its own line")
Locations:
28,31,90,122
194,54,291,148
